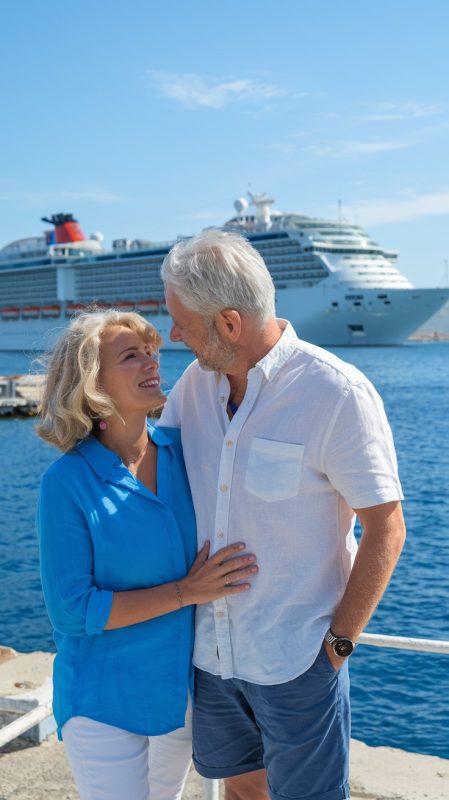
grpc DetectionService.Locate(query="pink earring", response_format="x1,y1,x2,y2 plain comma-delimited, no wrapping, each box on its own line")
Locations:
99,420,107,430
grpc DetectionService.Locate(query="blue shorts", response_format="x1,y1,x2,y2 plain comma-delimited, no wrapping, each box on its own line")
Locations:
192,644,350,800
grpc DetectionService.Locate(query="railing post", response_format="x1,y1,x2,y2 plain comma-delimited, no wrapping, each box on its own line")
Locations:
203,777,220,799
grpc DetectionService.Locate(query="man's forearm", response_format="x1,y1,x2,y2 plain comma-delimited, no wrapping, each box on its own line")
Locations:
329,500,406,644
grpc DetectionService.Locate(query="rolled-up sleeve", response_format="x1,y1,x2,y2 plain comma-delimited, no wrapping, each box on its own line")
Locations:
321,380,404,509
37,470,113,636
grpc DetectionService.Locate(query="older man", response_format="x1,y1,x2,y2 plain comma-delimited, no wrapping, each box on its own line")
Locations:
159,230,405,800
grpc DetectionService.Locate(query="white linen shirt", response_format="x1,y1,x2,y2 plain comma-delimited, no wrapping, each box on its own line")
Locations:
160,321,403,684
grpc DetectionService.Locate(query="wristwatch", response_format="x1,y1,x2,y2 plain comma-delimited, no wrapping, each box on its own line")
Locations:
325,628,356,658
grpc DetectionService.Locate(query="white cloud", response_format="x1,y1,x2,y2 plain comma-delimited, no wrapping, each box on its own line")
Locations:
344,190,449,226
364,102,444,121
343,140,408,155
0,189,128,206
307,139,409,158
148,70,289,109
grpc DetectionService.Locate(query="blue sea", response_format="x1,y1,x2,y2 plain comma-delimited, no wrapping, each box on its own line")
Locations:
0,344,448,759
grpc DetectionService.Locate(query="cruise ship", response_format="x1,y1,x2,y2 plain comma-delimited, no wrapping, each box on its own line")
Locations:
0,193,448,350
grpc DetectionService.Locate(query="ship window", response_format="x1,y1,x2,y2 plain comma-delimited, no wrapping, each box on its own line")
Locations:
384,300,391,305
377,294,387,299
353,301,362,306
348,324,364,332
331,302,338,307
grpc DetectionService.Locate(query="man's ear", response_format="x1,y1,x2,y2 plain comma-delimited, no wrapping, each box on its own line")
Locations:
215,309,242,342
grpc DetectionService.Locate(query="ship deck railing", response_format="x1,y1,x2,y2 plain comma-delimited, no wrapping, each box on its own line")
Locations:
1,632,448,798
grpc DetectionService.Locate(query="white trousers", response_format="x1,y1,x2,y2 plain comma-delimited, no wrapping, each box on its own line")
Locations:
62,703,192,800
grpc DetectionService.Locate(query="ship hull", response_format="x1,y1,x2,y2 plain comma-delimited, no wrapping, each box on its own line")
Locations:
277,285,449,346
0,285,448,352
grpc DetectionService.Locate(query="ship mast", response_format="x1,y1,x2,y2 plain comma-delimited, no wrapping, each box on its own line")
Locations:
247,192,274,230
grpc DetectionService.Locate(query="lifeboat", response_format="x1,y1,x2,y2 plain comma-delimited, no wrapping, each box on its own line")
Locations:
65,303,85,317
1,307,20,320
94,302,111,311
136,300,159,314
41,304,61,318
21,306,40,318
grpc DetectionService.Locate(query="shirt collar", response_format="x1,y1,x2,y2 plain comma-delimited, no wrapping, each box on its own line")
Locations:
254,319,299,381
76,420,173,482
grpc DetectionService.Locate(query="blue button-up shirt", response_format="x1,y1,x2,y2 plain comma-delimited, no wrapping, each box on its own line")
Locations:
37,423,196,739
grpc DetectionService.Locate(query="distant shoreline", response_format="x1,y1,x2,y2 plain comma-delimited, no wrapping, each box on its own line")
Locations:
408,331,449,341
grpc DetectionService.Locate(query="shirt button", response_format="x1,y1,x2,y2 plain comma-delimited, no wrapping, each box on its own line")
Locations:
217,532,224,539
220,484,228,492
220,396,226,403
216,611,224,618
226,440,233,447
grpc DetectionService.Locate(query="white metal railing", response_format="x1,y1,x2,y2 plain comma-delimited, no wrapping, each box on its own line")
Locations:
358,632,449,654
0,702,53,749
203,780,220,800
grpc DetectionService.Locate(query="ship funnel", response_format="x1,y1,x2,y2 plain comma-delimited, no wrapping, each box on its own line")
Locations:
41,213,86,244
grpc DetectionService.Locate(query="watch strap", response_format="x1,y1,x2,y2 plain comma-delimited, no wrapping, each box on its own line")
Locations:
325,628,356,656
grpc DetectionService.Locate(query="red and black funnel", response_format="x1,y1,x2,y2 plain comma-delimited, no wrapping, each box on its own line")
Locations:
41,213,86,244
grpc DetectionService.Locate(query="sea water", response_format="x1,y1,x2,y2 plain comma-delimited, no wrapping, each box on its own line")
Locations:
0,344,448,759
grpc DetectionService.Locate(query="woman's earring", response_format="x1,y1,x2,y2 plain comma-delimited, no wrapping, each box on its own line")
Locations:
99,420,107,430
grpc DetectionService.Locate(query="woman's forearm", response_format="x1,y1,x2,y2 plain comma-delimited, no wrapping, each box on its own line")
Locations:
104,582,181,629
104,541,258,630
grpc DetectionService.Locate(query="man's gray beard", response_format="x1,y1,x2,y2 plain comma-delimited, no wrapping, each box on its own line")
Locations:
197,325,237,373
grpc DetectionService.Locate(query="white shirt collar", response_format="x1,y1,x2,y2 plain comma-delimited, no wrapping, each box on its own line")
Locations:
253,319,299,382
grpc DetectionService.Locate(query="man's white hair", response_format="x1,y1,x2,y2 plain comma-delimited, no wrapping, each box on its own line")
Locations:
161,229,275,325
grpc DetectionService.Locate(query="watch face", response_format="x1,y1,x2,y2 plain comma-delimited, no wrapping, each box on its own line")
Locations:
334,638,354,658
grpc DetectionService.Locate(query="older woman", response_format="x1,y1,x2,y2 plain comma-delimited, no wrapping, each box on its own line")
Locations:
36,310,257,800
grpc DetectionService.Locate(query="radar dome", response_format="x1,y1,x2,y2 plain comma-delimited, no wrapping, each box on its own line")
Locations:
90,232,104,242
234,197,249,215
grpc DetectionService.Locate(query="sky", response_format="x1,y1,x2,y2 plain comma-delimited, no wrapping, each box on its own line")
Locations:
1,0,449,288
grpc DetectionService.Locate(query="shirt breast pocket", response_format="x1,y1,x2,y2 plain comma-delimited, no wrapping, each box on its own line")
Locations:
244,437,305,502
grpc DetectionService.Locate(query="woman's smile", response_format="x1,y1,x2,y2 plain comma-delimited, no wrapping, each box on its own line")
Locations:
138,376,160,388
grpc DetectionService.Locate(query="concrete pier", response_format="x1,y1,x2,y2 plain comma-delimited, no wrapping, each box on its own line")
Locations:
1,648,448,799
0,648,56,746
0,375,44,416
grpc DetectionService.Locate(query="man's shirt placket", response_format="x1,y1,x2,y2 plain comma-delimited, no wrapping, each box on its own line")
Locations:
212,370,263,678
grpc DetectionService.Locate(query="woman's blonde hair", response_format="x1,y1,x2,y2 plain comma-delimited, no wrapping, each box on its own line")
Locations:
36,309,162,452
